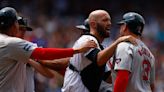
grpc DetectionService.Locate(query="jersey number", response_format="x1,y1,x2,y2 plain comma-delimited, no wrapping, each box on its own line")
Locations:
142,60,151,81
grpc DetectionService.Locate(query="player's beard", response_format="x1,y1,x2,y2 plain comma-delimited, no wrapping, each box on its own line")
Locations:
96,23,109,38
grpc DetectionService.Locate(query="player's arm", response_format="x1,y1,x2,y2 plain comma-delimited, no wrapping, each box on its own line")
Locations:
96,35,136,66
30,40,96,60
28,59,54,78
39,58,70,71
113,42,133,92
113,70,130,92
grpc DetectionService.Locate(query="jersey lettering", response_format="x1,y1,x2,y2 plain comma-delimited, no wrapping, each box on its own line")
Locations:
142,60,151,81
138,47,152,59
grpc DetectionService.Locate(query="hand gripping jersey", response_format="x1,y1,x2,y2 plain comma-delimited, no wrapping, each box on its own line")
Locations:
0,34,37,92
111,39,155,92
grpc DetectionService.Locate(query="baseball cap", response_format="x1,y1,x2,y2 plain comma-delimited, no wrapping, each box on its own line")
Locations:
76,18,89,31
117,12,145,25
0,7,18,29
17,16,32,31
117,12,145,36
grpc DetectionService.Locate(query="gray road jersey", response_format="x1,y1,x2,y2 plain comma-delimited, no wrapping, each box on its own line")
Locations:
25,65,35,92
0,34,37,92
111,40,155,92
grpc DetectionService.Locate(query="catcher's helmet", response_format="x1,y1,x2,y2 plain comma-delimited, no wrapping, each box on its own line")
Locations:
118,12,145,36
76,18,89,31
0,7,17,30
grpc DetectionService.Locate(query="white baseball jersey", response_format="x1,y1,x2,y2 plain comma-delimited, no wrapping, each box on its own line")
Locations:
62,34,111,92
99,80,112,92
25,65,35,92
0,33,37,92
111,39,155,92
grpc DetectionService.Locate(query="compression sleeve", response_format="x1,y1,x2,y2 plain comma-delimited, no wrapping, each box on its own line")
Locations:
31,48,74,60
113,70,130,92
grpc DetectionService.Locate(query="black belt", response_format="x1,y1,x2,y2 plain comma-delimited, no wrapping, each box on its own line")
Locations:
68,64,79,72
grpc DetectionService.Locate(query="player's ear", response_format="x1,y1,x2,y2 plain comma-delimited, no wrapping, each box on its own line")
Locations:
90,20,96,29
11,21,19,36
122,24,127,32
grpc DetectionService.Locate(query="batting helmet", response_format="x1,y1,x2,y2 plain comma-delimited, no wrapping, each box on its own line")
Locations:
0,7,18,30
76,18,89,32
118,12,145,36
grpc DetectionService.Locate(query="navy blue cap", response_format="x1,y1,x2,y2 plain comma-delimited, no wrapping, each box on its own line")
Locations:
0,7,18,29
117,12,145,36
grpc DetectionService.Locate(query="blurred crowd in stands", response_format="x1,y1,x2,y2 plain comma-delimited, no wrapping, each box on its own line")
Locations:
1,0,164,92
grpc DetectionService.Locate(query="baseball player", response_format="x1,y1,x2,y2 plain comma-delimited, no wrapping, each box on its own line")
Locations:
17,16,55,92
62,10,136,92
0,7,96,92
76,18,113,92
111,12,155,92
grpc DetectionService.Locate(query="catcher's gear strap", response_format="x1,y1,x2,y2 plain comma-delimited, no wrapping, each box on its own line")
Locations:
84,33,104,63
86,48,100,63
83,33,104,50
68,34,107,92
68,64,79,73
68,63,104,92
103,71,111,80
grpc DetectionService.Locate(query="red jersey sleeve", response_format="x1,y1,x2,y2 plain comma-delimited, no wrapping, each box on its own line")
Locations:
31,48,74,60
113,70,130,92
